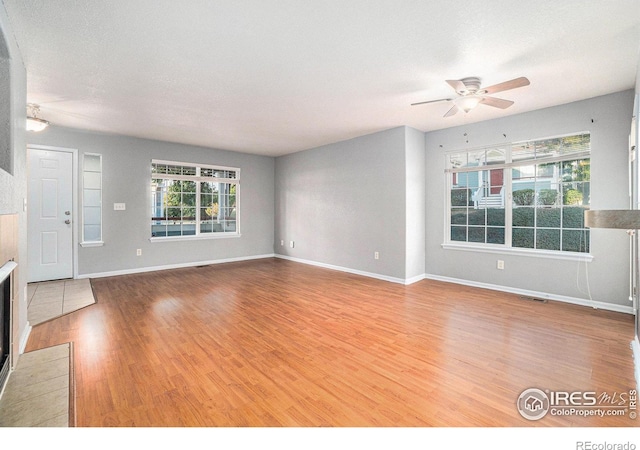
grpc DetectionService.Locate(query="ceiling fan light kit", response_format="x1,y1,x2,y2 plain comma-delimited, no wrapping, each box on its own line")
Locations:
412,76,530,117
26,103,49,132
26,116,49,132
455,95,483,113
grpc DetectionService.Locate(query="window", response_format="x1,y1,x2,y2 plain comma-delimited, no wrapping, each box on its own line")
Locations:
151,160,239,239
81,153,103,246
446,133,590,254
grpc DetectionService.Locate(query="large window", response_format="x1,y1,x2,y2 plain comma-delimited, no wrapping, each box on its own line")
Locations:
151,160,239,239
447,133,590,254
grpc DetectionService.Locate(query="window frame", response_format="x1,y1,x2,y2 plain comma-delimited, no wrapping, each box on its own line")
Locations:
80,152,104,247
443,133,593,262
150,159,241,242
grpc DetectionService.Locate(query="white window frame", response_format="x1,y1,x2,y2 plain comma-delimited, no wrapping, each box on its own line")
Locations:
442,133,593,262
150,159,240,242
80,152,104,247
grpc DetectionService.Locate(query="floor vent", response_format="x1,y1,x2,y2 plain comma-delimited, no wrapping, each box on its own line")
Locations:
519,295,548,303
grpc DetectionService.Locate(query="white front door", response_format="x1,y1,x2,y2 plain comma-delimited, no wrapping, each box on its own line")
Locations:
28,148,74,282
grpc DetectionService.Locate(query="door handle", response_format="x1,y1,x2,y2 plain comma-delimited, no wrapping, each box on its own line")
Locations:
65,219,71,225
65,211,71,215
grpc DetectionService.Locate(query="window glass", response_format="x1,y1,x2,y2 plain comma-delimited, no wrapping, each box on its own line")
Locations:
81,153,103,245
151,161,239,239
447,134,590,254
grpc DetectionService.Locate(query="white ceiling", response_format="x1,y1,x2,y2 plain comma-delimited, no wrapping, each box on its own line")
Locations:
3,0,640,156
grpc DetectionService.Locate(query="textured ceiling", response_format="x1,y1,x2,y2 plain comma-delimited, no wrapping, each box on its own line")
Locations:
3,0,640,156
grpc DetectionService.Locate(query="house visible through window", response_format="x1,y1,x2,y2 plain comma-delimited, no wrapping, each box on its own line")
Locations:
447,133,590,253
151,160,239,239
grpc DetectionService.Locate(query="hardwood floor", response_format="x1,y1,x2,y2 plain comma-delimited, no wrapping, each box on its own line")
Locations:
25,258,637,427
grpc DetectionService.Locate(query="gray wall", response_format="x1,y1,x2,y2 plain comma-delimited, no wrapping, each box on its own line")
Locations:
275,126,420,280
274,95,636,305
425,90,635,307
0,4,28,355
27,126,275,276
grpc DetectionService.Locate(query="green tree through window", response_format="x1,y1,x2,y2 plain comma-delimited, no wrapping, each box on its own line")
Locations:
151,161,240,238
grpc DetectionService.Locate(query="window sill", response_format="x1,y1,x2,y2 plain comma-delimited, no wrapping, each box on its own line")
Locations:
441,242,594,262
150,233,241,243
80,241,104,248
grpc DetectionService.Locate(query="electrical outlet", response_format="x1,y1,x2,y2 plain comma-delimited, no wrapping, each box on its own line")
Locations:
280,240,284,246
497,260,504,270
374,251,379,260
136,249,142,256
114,203,126,211
289,241,295,248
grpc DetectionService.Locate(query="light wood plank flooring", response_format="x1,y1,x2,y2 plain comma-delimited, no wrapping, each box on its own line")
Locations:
24,258,637,427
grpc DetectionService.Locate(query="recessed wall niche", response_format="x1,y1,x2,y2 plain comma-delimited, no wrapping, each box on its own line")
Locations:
0,26,11,175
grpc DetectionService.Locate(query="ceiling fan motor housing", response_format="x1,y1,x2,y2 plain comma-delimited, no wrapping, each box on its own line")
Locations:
458,77,482,95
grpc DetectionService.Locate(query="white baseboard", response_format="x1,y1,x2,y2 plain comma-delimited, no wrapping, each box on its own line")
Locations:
19,323,31,354
632,337,640,394
404,274,426,285
424,273,635,315
274,254,412,285
75,252,634,315
273,256,638,312
78,253,276,279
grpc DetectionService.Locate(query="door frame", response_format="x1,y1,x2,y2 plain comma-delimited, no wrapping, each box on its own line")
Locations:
27,144,79,280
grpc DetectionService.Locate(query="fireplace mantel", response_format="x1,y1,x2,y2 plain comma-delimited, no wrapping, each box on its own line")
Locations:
0,261,16,283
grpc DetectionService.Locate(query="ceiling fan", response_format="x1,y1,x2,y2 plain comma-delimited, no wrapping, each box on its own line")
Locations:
411,76,530,117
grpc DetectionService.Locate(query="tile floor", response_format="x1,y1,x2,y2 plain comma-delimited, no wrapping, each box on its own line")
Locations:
27,278,96,326
0,343,72,427
0,279,94,427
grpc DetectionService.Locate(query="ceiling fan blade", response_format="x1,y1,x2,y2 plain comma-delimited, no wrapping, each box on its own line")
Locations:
443,104,459,117
480,96,514,109
411,98,453,106
446,79,466,93
480,77,530,95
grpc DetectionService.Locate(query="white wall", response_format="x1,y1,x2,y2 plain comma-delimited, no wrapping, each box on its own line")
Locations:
424,90,635,309
405,126,426,280
27,126,275,277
